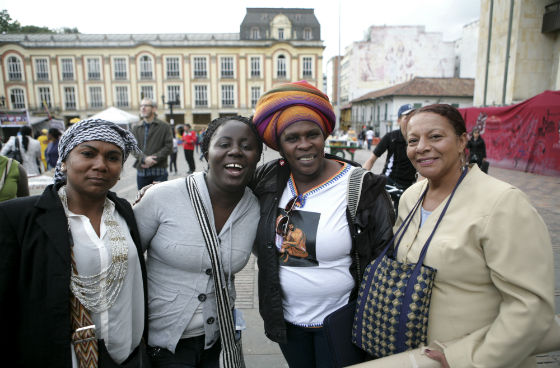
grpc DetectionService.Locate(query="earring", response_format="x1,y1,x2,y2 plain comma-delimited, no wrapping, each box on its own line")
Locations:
61,163,66,172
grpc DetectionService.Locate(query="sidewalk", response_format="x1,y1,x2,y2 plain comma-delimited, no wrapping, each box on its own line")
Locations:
237,147,560,367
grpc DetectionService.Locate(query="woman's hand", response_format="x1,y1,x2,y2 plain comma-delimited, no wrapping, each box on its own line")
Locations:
133,183,155,206
425,348,450,368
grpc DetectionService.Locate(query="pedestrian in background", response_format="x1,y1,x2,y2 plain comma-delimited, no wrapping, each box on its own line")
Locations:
1,125,43,176
182,123,197,174
45,127,62,170
365,126,374,150
467,127,488,173
0,153,28,201
36,128,49,170
132,98,174,189
0,118,150,367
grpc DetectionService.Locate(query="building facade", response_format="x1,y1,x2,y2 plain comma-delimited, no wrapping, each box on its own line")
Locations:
0,8,324,127
350,77,474,136
474,0,560,106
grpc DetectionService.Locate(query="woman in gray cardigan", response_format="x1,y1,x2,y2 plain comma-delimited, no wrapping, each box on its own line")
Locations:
133,116,262,368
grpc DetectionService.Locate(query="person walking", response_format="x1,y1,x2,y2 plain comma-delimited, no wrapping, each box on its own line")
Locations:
467,127,488,173
365,127,375,150
132,98,173,189
45,127,62,170
1,125,43,176
182,123,197,174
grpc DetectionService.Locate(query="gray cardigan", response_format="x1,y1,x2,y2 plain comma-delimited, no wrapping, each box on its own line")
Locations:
133,173,259,352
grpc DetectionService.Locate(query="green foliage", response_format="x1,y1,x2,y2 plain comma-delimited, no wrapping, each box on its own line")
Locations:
0,9,79,34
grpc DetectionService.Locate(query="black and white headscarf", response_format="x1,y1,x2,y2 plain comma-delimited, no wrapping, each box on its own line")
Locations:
54,118,139,185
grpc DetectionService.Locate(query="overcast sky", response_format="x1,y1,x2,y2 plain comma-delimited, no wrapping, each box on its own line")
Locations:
1,0,480,63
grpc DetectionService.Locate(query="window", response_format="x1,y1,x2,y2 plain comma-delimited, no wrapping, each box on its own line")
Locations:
451,103,459,108
302,57,313,78
221,85,235,107
61,58,74,80
38,87,52,108
251,86,261,108
140,85,154,100
413,103,422,108
278,28,284,40
277,55,286,79
89,86,103,108
166,57,180,79
194,85,208,107
7,56,23,80
250,57,260,78
115,86,129,108
220,57,234,79
113,57,128,80
87,58,101,80
35,58,49,81
10,88,25,109
250,27,260,39
167,85,181,104
64,87,76,110
193,57,207,78
139,55,153,80
303,28,312,40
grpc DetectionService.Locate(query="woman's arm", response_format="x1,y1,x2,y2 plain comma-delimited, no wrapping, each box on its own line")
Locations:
16,164,29,197
444,188,554,368
132,186,162,252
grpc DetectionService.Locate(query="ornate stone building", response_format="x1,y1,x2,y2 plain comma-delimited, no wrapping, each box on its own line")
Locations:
0,8,324,126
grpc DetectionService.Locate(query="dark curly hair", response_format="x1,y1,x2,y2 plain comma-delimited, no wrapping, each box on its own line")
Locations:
201,115,263,160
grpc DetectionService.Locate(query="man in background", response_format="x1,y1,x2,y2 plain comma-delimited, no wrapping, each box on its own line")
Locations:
363,103,417,210
182,123,196,174
132,98,173,189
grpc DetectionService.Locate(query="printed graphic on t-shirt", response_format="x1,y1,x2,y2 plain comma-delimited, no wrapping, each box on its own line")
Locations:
276,209,320,267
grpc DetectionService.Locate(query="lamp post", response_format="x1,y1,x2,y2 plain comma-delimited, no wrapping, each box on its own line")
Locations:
161,94,180,117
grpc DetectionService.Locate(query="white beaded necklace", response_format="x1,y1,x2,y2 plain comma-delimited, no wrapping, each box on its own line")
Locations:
59,186,129,313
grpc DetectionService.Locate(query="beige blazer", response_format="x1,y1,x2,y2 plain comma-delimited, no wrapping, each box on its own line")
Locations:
395,165,554,368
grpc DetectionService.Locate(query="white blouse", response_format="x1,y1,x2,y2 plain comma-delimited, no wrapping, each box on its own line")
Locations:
64,195,144,365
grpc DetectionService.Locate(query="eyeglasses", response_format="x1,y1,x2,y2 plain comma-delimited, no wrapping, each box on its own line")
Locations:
276,196,299,237
140,104,153,108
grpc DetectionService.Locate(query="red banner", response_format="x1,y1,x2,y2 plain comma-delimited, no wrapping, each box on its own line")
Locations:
459,90,560,176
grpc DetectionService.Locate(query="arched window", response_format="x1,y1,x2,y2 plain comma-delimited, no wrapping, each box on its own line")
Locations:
7,56,23,80
277,55,286,79
139,55,153,80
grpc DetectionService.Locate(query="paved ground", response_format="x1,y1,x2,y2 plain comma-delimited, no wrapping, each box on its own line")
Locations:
35,143,559,366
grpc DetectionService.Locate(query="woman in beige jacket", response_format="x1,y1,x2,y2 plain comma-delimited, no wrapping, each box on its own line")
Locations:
396,104,554,368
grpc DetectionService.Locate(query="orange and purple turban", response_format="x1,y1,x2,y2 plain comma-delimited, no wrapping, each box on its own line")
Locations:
252,80,335,151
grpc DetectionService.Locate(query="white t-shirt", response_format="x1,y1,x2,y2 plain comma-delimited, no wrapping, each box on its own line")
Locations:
365,130,375,140
276,163,355,327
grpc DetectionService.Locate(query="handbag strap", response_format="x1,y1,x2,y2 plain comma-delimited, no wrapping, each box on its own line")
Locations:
186,175,241,368
68,229,99,368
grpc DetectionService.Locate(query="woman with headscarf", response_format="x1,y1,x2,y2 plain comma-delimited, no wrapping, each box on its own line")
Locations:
250,81,394,367
0,125,43,176
0,119,150,367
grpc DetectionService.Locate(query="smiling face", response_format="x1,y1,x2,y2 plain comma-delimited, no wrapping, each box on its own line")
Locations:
278,120,326,181
205,120,260,194
64,140,123,200
406,112,467,184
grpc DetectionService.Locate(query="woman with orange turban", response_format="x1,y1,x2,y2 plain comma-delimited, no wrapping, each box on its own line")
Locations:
251,81,395,367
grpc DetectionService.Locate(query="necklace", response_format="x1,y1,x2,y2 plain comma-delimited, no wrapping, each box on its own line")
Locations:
59,186,129,313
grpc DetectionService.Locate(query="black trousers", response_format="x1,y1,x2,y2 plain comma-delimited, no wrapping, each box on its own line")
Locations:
183,149,195,173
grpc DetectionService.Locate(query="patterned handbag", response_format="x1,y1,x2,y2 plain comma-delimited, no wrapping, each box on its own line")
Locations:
352,168,467,358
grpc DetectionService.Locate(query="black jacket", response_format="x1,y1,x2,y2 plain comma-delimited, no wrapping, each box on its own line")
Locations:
250,155,395,344
467,137,487,166
0,185,149,367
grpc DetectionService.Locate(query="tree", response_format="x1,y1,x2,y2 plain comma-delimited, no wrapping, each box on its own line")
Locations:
0,9,21,33
0,9,79,34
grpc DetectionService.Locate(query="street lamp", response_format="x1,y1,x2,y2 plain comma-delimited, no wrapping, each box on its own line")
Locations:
161,94,180,116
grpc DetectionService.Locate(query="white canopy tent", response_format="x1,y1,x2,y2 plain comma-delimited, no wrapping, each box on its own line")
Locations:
90,107,139,129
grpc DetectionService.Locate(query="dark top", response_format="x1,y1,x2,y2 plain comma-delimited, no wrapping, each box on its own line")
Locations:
467,137,487,166
373,129,416,188
45,139,59,169
249,154,395,344
0,185,149,367
131,117,173,169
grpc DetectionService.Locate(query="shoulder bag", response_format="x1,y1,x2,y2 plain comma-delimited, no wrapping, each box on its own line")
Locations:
186,175,244,368
5,136,23,164
352,168,467,358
